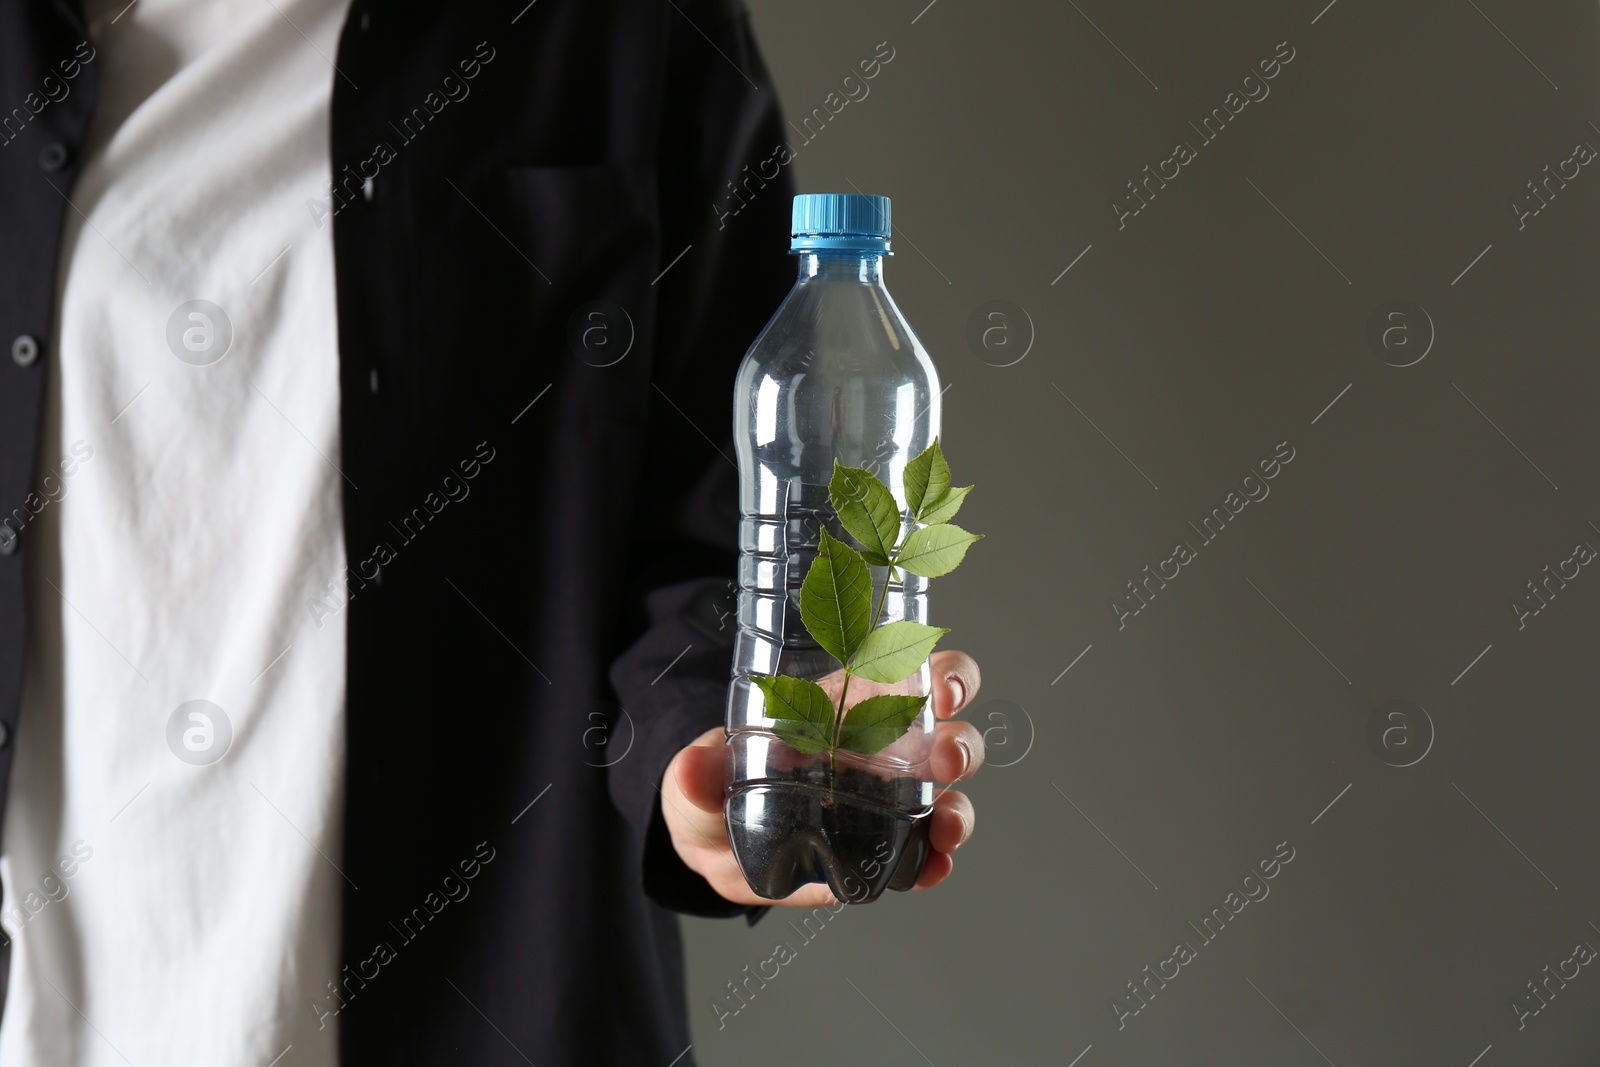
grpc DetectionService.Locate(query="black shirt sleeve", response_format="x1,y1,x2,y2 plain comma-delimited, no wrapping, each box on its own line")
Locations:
604,0,795,919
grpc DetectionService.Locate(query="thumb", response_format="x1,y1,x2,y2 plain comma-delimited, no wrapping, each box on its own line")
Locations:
670,729,726,815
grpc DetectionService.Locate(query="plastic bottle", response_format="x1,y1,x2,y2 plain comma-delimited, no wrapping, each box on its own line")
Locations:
724,194,939,903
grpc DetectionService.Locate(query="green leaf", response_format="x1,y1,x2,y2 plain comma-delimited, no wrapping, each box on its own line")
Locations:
904,439,951,520
773,719,833,754
837,694,928,755
850,621,949,684
897,523,983,578
799,529,873,665
918,484,972,526
750,674,835,753
829,460,901,566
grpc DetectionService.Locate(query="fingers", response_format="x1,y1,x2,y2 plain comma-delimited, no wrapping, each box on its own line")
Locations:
929,650,981,719
929,788,975,853
909,789,973,891
913,848,955,890
931,719,984,783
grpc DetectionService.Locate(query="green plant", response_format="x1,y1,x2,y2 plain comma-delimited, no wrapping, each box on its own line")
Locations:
749,439,981,783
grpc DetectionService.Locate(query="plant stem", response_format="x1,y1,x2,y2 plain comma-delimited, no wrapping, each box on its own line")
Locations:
829,551,900,791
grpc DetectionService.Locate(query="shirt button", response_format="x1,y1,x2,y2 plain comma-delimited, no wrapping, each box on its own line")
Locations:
359,10,370,30
11,335,39,367
0,526,17,557
39,142,70,172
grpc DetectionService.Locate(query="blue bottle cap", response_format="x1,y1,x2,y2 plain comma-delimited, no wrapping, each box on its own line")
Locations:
790,193,892,253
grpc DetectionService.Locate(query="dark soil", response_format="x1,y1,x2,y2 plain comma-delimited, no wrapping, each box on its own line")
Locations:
726,767,932,904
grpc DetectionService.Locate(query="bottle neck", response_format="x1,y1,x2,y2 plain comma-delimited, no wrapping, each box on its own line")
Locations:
796,252,885,284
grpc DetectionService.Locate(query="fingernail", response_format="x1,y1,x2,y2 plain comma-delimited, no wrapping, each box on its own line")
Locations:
954,736,973,780
951,808,972,849
946,676,967,713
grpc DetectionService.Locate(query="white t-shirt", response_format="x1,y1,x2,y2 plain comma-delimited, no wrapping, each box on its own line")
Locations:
0,1,350,1064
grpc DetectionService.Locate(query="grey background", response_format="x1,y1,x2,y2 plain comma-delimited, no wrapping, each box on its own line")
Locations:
682,1,1600,1065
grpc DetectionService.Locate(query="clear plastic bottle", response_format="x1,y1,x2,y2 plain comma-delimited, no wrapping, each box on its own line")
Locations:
724,194,939,903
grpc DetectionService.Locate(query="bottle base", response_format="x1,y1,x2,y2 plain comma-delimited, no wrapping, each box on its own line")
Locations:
725,782,932,904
